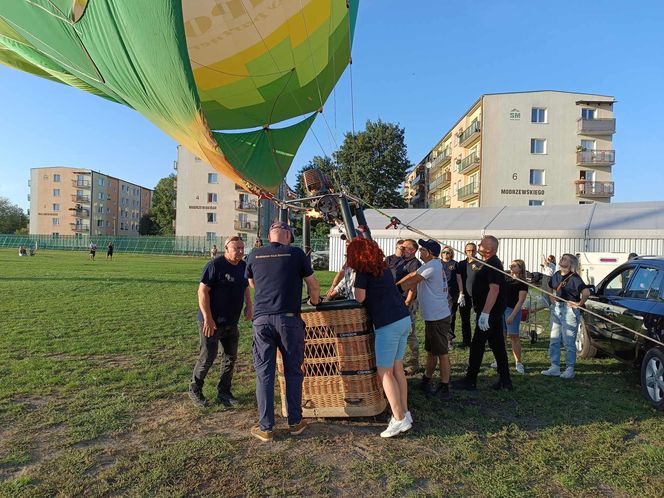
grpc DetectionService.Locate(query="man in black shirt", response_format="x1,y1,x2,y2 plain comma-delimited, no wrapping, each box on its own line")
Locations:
393,239,422,374
456,242,478,348
189,236,252,408
385,239,404,269
245,222,320,442
453,236,512,391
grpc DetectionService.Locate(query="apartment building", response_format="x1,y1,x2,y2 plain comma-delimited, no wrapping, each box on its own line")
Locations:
407,91,616,209
174,146,282,241
29,167,152,236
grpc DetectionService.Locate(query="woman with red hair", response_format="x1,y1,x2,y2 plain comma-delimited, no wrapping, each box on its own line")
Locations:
347,238,412,438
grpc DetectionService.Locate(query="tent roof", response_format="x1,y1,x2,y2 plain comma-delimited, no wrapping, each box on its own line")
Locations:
348,201,664,239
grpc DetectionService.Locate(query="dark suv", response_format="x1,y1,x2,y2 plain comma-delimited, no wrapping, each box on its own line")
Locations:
576,256,664,410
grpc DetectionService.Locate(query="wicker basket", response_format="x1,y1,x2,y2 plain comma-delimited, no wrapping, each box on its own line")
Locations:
276,305,386,418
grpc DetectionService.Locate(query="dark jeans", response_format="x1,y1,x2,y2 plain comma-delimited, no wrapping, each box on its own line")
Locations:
191,321,239,396
466,312,511,382
448,292,459,340
458,295,473,346
253,314,305,431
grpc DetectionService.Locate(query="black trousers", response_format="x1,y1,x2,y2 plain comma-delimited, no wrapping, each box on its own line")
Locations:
466,312,510,382
191,321,239,395
448,292,459,340
458,295,473,347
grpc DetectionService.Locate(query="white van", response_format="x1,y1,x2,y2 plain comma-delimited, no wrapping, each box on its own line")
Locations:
576,252,632,285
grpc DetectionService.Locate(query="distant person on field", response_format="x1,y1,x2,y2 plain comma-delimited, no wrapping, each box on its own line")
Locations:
246,221,320,442
89,242,97,261
210,244,218,259
456,242,478,348
541,253,590,380
106,242,114,260
18,246,27,257
188,236,252,408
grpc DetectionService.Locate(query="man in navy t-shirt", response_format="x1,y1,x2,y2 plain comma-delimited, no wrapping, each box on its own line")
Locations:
188,236,252,408
245,221,320,442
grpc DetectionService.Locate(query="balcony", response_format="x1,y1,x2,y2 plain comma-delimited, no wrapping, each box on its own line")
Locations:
72,179,91,188
457,152,480,174
235,200,258,211
234,219,258,232
71,194,90,203
430,196,450,208
458,121,481,147
575,181,614,198
432,149,452,167
70,223,90,232
410,174,422,187
70,206,90,219
429,171,452,192
457,182,479,201
576,149,615,166
577,118,616,135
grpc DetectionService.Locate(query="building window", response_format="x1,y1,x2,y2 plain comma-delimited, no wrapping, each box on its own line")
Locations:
97,220,104,227
580,139,595,151
53,174,61,182
52,203,60,211
52,218,60,226
98,178,105,186
529,200,544,206
581,108,596,120
99,192,105,200
53,188,60,197
208,173,218,184
531,108,547,123
530,139,546,154
529,169,546,185
207,193,218,203
206,232,216,241
207,212,217,223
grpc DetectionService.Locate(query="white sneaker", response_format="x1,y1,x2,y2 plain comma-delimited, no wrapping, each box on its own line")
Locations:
541,365,561,376
490,360,498,369
560,367,575,379
515,363,525,374
390,411,413,426
380,417,412,438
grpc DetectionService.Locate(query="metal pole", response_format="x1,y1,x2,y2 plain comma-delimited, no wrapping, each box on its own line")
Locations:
302,213,311,258
339,196,357,239
279,207,289,223
354,205,372,240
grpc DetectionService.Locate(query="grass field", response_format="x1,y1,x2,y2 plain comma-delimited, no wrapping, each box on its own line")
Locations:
0,248,662,497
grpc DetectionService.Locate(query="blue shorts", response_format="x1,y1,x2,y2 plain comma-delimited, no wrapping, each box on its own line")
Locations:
374,316,411,368
503,307,522,335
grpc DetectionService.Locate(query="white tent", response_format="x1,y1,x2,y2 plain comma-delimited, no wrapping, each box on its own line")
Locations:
328,201,664,272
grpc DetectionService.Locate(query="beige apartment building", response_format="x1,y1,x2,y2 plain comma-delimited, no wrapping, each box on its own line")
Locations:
29,167,152,236
409,91,616,209
174,146,282,241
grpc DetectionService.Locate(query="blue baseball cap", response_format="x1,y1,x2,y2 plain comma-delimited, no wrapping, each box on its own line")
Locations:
270,221,292,232
418,238,441,257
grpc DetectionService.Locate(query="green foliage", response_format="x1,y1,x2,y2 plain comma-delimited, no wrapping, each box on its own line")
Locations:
138,212,159,235
334,119,410,208
150,174,176,235
0,196,29,234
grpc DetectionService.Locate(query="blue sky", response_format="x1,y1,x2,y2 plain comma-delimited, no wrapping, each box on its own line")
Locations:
1,0,662,211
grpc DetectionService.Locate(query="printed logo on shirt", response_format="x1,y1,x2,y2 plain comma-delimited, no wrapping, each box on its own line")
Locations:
225,273,235,282
254,254,291,259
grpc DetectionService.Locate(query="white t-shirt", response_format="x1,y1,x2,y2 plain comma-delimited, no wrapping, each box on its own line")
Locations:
416,258,451,321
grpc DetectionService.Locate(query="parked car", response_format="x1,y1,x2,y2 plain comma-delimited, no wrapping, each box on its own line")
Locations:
577,256,664,410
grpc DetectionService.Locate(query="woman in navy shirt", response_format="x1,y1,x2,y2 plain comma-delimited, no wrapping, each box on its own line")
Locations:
542,253,590,380
347,238,412,438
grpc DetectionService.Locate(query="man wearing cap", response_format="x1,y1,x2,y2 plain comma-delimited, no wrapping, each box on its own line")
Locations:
245,221,321,442
188,236,252,408
397,239,453,400
393,239,422,374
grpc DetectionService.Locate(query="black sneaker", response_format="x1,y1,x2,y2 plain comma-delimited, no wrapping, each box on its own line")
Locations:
491,378,514,391
420,376,436,397
436,383,452,401
216,392,238,408
188,383,207,407
451,377,477,391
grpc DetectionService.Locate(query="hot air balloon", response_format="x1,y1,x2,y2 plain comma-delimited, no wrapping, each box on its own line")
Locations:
0,0,359,193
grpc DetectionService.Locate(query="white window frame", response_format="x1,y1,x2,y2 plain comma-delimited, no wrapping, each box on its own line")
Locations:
207,192,218,203
208,173,218,184
53,188,60,197
207,212,217,223
529,169,546,186
529,200,544,206
53,174,61,182
52,218,60,226
531,108,547,123
530,139,547,155
581,108,596,120
52,203,60,211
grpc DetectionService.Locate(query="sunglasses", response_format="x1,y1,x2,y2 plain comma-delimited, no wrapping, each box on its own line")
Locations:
441,251,452,255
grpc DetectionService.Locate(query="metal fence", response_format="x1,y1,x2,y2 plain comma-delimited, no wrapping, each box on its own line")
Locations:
1,234,330,256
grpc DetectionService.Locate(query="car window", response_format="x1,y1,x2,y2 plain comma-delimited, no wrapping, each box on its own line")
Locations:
624,267,659,299
602,267,635,297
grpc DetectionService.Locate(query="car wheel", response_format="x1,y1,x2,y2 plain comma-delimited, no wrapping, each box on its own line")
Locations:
576,318,597,359
641,347,664,411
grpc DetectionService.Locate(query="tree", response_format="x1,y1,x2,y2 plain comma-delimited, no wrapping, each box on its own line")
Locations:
151,174,176,235
0,197,29,234
334,119,410,208
138,213,159,235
